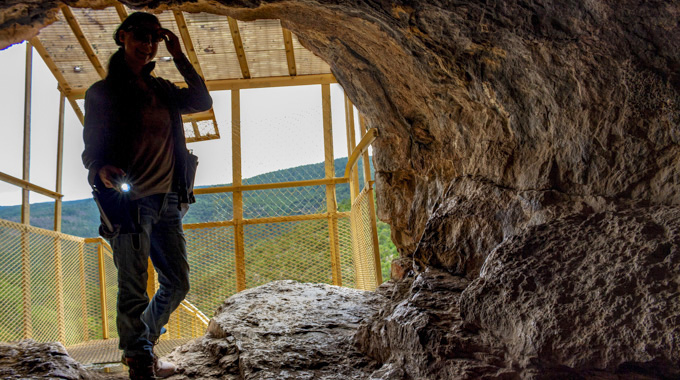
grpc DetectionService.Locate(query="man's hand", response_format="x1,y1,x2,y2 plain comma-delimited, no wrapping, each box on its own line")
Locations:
159,28,183,59
98,165,126,189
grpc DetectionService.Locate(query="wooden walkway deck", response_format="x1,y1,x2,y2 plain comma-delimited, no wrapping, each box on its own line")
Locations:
66,338,194,365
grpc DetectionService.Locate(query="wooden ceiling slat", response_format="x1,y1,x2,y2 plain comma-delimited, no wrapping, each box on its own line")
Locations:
29,37,72,94
173,10,205,78
114,3,128,20
227,16,251,79
59,5,107,79
282,28,297,76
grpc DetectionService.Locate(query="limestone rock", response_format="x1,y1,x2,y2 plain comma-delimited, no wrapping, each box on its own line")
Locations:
460,206,680,376
165,280,383,379
0,339,105,379
355,268,518,379
413,176,620,279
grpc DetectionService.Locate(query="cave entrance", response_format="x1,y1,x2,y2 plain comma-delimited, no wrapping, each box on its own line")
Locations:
0,2,385,364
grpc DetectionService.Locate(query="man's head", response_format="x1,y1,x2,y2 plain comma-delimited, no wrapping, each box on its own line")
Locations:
114,12,163,68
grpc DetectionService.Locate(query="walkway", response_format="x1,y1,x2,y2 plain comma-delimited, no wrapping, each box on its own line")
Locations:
66,338,194,365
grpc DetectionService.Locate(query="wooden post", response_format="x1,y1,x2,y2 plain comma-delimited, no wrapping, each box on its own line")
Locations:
54,92,65,232
97,241,109,339
344,95,365,289
322,84,341,286
232,90,246,291
359,115,383,286
21,42,33,339
53,92,67,342
21,42,32,225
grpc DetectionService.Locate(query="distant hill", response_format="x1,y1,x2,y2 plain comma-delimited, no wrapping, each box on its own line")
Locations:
0,156,373,238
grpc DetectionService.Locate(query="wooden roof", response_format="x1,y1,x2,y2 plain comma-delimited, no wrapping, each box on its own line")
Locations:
30,3,334,143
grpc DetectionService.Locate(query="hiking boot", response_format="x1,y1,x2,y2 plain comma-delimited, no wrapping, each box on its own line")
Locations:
124,355,155,380
153,356,177,378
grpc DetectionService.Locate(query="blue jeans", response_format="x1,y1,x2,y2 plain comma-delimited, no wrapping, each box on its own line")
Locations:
110,193,190,358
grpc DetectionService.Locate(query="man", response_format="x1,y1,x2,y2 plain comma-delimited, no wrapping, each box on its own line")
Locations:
82,11,212,379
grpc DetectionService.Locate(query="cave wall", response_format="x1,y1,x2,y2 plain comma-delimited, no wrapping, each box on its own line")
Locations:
2,0,679,278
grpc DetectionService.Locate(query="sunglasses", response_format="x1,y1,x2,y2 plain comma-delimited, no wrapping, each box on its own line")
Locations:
128,27,163,43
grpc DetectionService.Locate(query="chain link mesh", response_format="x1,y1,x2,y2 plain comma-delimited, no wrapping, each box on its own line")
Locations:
184,225,236,316
350,188,379,290
244,186,327,218
244,220,333,288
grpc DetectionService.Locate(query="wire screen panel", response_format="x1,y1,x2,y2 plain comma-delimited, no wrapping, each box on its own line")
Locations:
237,19,289,78
0,221,25,342
243,219,333,289
27,231,60,343
184,225,236,317
101,244,119,339
243,185,327,219
350,189,379,291
59,238,90,346
240,86,325,183
336,215,355,289
184,192,233,224
83,241,105,341
291,33,331,75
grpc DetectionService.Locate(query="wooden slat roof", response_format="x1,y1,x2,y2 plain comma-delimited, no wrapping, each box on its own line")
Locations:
32,3,333,143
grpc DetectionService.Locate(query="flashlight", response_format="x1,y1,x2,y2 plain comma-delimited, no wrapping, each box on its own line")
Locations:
113,174,132,194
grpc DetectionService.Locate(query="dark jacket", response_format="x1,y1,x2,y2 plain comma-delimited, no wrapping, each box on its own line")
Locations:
82,50,212,208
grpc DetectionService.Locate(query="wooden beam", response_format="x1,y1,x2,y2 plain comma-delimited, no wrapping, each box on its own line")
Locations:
67,95,85,125
227,17,251,79
114,3,128,21
282,28,297,76
0,172,63,200
193,177,349,195
344,127,379,179
60,5,107,79
173,11,205,78
29,37,72,95
201,74,336,91
184,212,351,230
69,73,337,96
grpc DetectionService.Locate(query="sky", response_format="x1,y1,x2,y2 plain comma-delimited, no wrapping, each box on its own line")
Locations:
0,41,364,207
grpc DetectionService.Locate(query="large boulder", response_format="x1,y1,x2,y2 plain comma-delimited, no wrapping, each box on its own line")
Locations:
0,340,106,379
165,281,383,379
460,206,680,376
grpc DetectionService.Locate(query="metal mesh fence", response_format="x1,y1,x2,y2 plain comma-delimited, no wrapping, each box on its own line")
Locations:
83,241,104,341
350,188,379,290
0,220,115,344
243,186,327,218
184,225,236,316
244,219,333,288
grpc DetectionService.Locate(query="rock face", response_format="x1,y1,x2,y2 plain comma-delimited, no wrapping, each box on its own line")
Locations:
0,340,105,379
355,268,517,379
164,281,383,379
1,0,680,378
460,206,680,377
